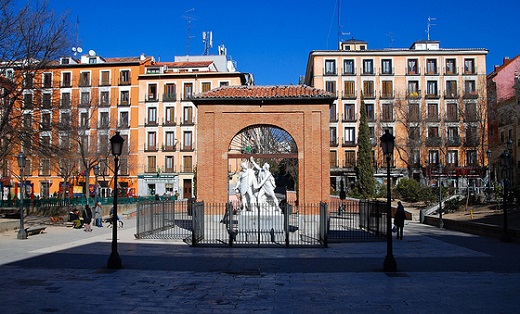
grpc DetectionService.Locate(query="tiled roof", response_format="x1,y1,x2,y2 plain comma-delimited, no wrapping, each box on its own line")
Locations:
192,85,335,100
148,61,213,68
104,57,142,63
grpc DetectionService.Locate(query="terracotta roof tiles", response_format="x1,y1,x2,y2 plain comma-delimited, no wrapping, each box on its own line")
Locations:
192,85,335,100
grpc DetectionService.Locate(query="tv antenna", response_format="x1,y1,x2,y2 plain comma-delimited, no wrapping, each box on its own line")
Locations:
72,15,82,56
386,32,395,48
426,17,436,41
185,8,195,55
202,31,213,55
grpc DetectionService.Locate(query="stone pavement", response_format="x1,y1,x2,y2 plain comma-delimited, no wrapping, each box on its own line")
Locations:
0,218,519,313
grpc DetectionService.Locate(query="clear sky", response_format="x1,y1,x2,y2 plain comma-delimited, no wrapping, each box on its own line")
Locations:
50,0,520,85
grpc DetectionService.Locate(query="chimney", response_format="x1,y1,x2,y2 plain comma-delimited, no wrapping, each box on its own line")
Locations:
140,53,146,61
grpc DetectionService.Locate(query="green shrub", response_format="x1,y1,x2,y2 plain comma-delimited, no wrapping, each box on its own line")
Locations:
395,177,423,202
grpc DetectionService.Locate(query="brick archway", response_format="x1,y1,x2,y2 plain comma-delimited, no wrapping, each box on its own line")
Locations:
192,85,336,204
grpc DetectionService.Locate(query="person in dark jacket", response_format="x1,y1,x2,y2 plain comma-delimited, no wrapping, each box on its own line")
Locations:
394,201,406,240
83,205,93,232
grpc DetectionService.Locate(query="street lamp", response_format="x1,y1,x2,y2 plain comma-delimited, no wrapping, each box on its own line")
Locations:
17,151,27,240
93,164,100,204
486,149,492,201
380,130,397,272
107,131,124,269
438,163,443,228
500,149,511,242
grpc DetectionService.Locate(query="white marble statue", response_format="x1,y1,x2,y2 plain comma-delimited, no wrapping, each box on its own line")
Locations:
234,161,256,210
250,157,280,211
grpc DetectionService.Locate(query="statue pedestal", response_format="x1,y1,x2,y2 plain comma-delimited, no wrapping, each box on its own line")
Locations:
236,209,284,243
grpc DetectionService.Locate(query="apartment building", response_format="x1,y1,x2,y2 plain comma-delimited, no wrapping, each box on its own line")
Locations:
137,53,251,198
305,39,488,190
487,55,520,185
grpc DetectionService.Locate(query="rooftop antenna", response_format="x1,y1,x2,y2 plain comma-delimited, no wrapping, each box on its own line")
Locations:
386,32,395,48
185,8,195,56
426,17,436,41
71,15,82,56
202,31,213,55
336,0,351,49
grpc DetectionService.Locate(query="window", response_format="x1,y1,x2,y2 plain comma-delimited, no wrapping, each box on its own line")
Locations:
325,59,336,75
23,113,32,129
23,93,33,109
41,113,51,130
464,80,477,96
330,127,337,146
381,59,392,74
426,81,438,97
466,150,478,165
407,81,419,97
40,159,50,176
427,103,439,121
409,127,420,140
165,131,176,150
344,104,355,121
165,156,174,172
100,91,109,106
42,93,52,108
183,156,193,172
325,81,336,94
147,84,157,100
343,59,354,74
464,58,475,74
99,112,109,128
120,91,129,105
446,80,458,98
183,131,193,151
61,92,70,108
330,102,337,122
183,83,193,99
220,81,230,87
407,59,418,74
381,81,393,98
365,103,374,121
23,74,33,88
147,107,157,124
119,111,129,127
362,59,374,74
429,150,439,164
465,126,478,146
408,104,420,122
99,135,110,155
343,81,355,97
80,92,90,106
447,150,458,166
164,83,176,101
165,107,175,124
183,106,193,124
147,132,156,150
330,150,338,167
201,82,211,92
447,127,459,146
120,70,130,84
79,72,90,86
447,103,458,121
101,71,110,86
344,127,356,145
147,156,156,173
382,103,393,121
344,150,356,167
412,150,421,165
465,103,477,122
426,59,437,74
80,112,89,128
42,73,52,88
363,81,374,97
60,134,70,150
62,72,71,87
446,59,456,74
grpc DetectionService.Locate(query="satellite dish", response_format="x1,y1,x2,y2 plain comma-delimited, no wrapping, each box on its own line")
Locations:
77,47,83,53
88,49,96,57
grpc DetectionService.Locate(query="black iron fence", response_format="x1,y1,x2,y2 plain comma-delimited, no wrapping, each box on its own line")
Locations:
135,199,386,246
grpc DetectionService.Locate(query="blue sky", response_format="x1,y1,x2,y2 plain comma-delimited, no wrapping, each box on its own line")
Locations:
51,0,520,85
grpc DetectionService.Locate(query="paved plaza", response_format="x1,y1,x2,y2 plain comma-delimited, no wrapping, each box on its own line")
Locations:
0,217,519,313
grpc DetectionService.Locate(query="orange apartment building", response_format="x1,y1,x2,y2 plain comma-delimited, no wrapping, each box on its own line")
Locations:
305,39,489,191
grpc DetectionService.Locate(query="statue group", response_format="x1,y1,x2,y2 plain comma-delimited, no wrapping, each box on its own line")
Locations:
234,157,281,212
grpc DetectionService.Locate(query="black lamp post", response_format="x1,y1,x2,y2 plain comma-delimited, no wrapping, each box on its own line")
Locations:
380,130,397,272
93,164,100,204
438,163,443,228
107,132,124,269
500,149,511,242
486,149,492,201
17,151,27,240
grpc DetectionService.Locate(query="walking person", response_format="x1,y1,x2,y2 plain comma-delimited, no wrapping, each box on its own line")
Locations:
394,201,406,240
94,202,103,227
83,205,93,232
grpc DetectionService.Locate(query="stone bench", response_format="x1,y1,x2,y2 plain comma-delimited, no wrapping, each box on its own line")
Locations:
25,225,47,236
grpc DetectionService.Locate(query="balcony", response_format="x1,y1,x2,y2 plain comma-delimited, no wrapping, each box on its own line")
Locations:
330,160,339,168
379,67,394,75
78,79,91,87
330,137,339,147
181,118,195,126
406,68,420,76
162,144,176,152
362,91,375,99
118,99,130,107
380,91,394,99
342,140,356,147
79,101,91,108
425,67,439,75
329,114,339,123
323,68,337,76
181,145,194,152
40,124,52,131
119,79,131,86
464,138,480,147
144,144,158,152
342,113,356,122
341,91,357,99
61,82,72,88
464,115,478,123
407,138,422,147
182,165,193,173
426,115,440,122
163,93,177,102
444,92,459,99
118,122,129,129
380,113,394,122
162,118,176,126
59,100,71,109
146,94,158,102
426,136,442,147
445,68,458,75
163,166,176,173
447,136,461,147
446,114,459,122
145,119,158,127
98,100,110,108
97,123,110,130
342,69,356,76
463,91,478,99
406,90,421,99
343,161,356,169
100,80,111,87
425,92,440,99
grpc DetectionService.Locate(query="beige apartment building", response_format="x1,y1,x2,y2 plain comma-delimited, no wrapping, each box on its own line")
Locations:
305,39,488,191
137,53,252,198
